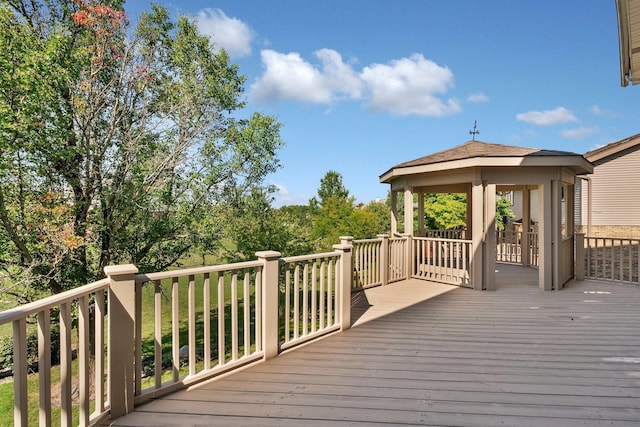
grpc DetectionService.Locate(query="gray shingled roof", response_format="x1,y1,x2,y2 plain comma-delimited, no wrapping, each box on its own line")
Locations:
391,140,582,169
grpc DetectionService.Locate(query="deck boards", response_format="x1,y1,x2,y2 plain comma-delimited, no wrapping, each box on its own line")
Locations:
108,265,640,426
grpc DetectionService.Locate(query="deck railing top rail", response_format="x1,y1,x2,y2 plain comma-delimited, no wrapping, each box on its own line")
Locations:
136,260,264,282
280,251,339,264
0,278,110,325
413,236,473,243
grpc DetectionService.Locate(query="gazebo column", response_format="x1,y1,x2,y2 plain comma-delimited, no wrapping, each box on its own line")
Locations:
470,181,484,290
484,184,497,291
566,183,576,279
404,186,414,236
551,179,562,290
521,188,530,267
539,181,553,290
466,185,473,240
390,191,398,235
417,191,425,236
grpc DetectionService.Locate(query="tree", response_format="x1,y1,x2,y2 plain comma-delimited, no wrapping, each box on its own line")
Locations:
495,194,515,231
310,171,388,250
421,193,514,231
225,190,315,261
423,193,467,230
309,170,349,209
0,1,284,298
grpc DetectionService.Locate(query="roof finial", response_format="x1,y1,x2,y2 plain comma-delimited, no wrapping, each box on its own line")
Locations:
469,120,479,141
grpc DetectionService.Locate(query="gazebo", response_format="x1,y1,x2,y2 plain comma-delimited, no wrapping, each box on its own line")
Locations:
380,140,593,291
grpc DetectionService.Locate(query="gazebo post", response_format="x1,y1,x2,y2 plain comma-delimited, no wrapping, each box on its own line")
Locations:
521,188,531,267
471,181,484,290
551,179,562,290
484,184,497,291
417,191,425,236
404,186,414,235
390,191,398,235
466,185,473,241
539,181,553,290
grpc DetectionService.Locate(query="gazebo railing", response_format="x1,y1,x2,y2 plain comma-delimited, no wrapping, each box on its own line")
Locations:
496,230,523,263
411,237,472,287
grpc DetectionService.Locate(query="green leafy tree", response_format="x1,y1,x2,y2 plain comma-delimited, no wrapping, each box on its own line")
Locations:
422,193,514,231
423,193,467,230
275,204,315,256
309,170,350,210
310,172,388,250
359,199,391,236
495,194,515,231
226,189,316,261
0,1,283,298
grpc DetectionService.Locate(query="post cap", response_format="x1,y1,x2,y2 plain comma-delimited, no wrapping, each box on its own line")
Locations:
104,264,139,277
333,243,352,251
255,250,282,259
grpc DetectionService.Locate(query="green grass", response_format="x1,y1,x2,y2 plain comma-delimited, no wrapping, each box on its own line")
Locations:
0,356,97,426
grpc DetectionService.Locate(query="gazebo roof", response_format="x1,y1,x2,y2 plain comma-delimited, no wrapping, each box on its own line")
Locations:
380,140,593,183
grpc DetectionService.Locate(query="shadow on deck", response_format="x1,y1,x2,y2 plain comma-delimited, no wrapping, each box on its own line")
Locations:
108,265,640,426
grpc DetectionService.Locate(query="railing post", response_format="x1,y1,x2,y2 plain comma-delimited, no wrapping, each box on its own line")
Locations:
104,264,139,419
256,251,281,360
378,234,389,286
404,234,413,280
575,233,585,280
334,236,353,330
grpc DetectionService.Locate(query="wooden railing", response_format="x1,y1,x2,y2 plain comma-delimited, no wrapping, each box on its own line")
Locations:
0,242,354,426
132,260,265,402
412,237,472,287
424,229,465,240
582,236,640,284
389,236,409,283
528,232,539,266
352,235,409,290
0,279,111,426
496,230,523,264
353,238,383,289
280,252,343,351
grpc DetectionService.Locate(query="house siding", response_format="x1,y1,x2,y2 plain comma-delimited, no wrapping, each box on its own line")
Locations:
589,145,640,226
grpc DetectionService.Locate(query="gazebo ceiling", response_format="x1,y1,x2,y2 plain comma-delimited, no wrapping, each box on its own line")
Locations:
379,140,593,183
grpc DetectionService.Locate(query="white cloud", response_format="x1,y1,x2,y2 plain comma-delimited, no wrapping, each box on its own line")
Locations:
315,48,363,99
271,183,307,207
560,127,599,139
361,54,460,116
516,107,578,126
250,49,363,104
196,9,253,58
467,92,489,103
250,50,461,116
589,105,617,117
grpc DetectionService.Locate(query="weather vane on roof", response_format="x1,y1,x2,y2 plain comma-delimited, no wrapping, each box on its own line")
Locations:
469,120,479,141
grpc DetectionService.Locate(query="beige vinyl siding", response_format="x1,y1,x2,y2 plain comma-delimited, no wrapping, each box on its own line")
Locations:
589,145,640,226
574,178,583,226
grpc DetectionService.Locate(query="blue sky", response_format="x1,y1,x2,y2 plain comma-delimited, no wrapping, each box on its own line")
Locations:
126,0,639,206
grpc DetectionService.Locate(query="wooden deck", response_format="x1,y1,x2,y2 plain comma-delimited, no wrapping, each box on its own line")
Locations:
108,265,640,426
